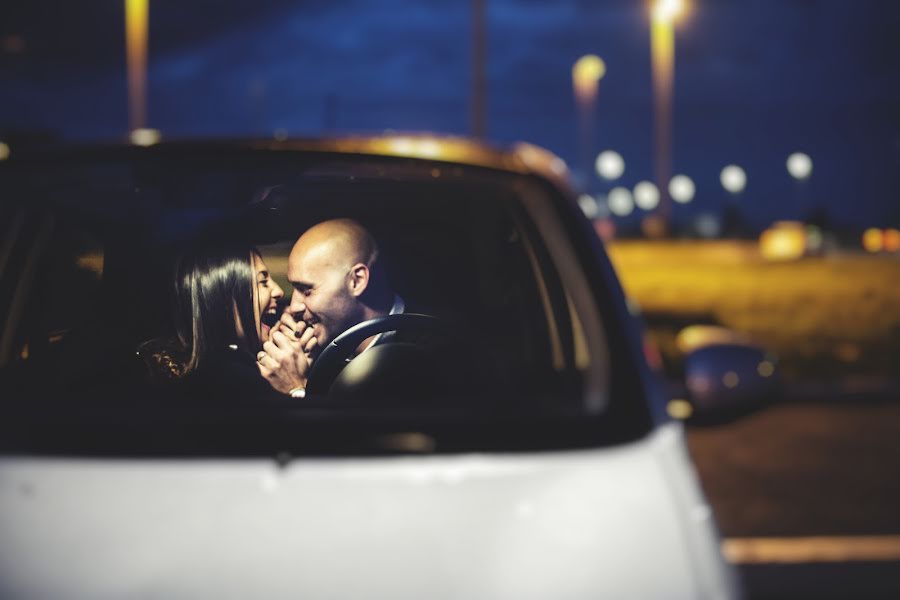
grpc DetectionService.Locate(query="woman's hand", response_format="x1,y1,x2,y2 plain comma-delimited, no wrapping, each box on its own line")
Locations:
274,311,318,356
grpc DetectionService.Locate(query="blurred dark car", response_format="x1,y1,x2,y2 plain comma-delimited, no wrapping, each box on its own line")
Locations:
0,135,739,599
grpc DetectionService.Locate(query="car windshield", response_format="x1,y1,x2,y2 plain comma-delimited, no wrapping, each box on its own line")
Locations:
0,147,653,454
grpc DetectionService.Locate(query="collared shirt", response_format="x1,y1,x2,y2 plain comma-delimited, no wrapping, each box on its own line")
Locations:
359,294,405,354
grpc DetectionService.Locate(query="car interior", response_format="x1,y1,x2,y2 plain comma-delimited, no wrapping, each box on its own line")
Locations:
0,156,595,418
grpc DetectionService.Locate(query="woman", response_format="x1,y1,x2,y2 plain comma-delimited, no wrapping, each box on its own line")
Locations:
173,245,284,373
139,244,294,399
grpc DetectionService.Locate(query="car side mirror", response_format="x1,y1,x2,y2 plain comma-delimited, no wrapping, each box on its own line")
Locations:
683,343,781,421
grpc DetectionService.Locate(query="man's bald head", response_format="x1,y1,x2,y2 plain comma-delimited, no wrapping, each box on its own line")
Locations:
291,218,378,275
286,219,393,348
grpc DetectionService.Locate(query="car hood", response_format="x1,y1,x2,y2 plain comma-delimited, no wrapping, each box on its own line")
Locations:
0,423,733,600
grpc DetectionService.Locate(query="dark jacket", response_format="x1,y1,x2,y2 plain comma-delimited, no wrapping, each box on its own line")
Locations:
137,338,279,404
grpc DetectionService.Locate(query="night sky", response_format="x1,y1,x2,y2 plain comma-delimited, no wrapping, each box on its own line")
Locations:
2,0,899,230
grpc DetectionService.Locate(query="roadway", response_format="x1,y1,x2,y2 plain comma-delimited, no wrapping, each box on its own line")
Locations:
686,398,900,598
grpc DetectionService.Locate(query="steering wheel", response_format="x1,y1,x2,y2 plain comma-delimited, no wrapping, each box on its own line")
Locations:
305,313,449,395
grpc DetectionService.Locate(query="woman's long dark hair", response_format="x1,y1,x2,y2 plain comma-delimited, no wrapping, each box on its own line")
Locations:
173,245,261,373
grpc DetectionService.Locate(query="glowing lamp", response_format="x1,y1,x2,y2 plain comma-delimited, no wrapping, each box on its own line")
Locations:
759,221,806,261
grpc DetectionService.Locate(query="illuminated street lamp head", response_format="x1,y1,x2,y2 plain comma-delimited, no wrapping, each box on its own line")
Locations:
129,128,161,147
607,187,635,217
669,174,696,203
653,0,686,23
787,152,813,180
634,181,661,210
720,165,747,194
573,55,606,103
595,150,625,180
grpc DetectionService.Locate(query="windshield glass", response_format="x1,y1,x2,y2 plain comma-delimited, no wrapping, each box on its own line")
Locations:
0,149,652,453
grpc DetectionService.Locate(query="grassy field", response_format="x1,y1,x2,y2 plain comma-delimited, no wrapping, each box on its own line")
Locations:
606,240,900,381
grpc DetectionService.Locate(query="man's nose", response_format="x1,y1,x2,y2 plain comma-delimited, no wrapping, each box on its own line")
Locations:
288,291,305,316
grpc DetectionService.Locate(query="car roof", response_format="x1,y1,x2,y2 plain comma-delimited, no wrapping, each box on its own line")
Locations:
0,133,575,192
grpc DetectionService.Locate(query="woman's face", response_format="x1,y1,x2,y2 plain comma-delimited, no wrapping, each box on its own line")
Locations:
252,253,284,343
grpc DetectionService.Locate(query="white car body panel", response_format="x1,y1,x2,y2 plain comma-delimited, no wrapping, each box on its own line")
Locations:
0,422,736,600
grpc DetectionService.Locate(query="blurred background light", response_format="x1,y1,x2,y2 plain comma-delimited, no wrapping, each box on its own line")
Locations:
608,187,634,216
862,228,883,253
572,54,607,102
758,361,775,378
578,193,600,218
0,142,9,161
640,214,667,238
723,371,740,388
593,217,616,242
416,139,442,158
806,225,824,253
634,181,661,210
760,220,807,261
653,0,687,22
129,128,161,146
884,228,900,252
695,213,722,238
676,324,750,354
595,150,625,180
787,152,813,180
669,174,695,203
594,195,611,219
666,398,693,420
720,165,747,194
389,137,415,155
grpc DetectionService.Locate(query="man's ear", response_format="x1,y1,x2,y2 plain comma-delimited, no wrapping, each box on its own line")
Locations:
346,263,370,298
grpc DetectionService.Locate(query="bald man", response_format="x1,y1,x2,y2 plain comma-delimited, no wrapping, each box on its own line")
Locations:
256,219,404,396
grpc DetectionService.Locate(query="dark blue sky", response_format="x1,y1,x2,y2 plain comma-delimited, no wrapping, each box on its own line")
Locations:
2,0,898,229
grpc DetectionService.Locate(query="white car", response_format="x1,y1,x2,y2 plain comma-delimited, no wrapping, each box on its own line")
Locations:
0,135,740,599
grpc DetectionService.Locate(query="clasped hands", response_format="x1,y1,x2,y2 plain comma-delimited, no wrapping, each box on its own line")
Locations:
256,311,317,396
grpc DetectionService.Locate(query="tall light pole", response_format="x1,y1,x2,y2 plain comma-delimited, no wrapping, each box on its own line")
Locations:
649,0,687,236
787,152,815,223
720,164,747,236
572,54,606,189
125,0,149,133
471,0,487,139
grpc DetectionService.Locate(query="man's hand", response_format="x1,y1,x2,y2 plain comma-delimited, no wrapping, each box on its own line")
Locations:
256,326,316,395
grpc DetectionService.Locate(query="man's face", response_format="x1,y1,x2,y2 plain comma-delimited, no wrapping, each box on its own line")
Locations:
287,243,362,353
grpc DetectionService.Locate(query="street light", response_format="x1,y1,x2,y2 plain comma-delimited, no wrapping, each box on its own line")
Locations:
787,152,813,180
608,187,635,217
650,0,688,236
654,0,686,21
129,128,161,146
573,55,606,187
720,165,747,194
634,181,661,210
573,55,606,103
125,0,149,133
669,174,695,203
595,150,625,180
